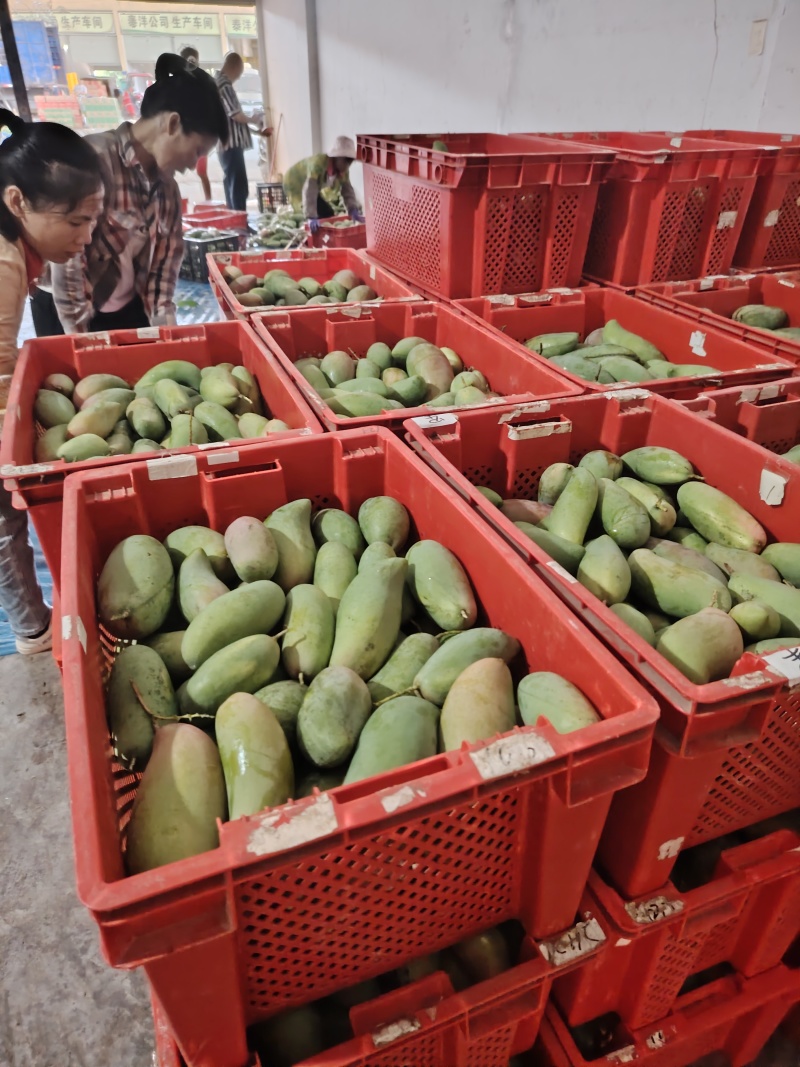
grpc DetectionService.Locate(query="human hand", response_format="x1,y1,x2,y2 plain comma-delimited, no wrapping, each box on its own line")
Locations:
257,126,273,137
308,218,321,235
349,209,365,223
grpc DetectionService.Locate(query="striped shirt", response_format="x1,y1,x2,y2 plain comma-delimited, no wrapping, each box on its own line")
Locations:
52,122,183,332
215,72,252,151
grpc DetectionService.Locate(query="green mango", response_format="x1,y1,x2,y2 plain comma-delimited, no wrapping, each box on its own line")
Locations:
216,693,293,819
296,666,372,767
125,723,226,874
518,672,601,732
344,696,440,784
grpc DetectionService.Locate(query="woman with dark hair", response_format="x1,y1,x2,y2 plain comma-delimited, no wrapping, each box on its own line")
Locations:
50,52,227,334
0,111,103,654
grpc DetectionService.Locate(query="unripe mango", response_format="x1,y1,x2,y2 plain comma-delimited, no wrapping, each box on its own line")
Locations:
656,609,744,684
216,693,294,819
107,644,176,766
518,672,601,733
440,658,515,750
265,498,317,592
126,723,226,874
224,515,279,582
98,534,174,640
297,666,372,767
405,540,477,631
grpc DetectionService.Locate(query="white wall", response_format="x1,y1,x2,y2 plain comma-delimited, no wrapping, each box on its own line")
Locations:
259,0,314,180
258,0,799,185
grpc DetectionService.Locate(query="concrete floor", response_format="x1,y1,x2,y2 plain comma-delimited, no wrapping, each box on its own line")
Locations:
0,651,155,1067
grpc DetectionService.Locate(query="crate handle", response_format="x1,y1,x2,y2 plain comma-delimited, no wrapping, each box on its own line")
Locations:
678,896,744,938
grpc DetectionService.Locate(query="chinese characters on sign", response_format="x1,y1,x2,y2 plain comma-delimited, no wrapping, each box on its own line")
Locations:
26,12,117,34
121,12,220,35
224,13,258,36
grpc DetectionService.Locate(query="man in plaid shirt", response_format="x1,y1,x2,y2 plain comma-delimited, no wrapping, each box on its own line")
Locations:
215,52,271,212
52,53,227,333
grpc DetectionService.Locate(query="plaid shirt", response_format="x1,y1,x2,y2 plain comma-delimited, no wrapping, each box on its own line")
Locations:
52,123,183,332
215,72,251,151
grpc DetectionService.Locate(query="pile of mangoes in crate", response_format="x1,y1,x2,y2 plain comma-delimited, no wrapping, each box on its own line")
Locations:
525,319,721,383
33,360,288,462
476,445,800,682
222,264,377,308
297,336,499,418
98,495,601,874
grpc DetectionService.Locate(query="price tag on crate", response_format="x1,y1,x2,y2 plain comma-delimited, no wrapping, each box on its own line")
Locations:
761,647,800,686
538,916,606,967
411,413,458,430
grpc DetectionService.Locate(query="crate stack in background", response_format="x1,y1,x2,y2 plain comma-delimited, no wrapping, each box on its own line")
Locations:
3,128,800,1067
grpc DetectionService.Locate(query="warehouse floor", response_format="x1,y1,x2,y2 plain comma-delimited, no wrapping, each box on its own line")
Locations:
1,645,797,1066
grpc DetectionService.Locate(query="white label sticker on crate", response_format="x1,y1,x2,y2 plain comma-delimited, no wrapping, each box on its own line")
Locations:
146,454,198,481
411,413,458,430
669,136,682,148
507,419,569,441
606,1049,636,1064
605,388,651,402
778,277,797,288
646,1031,667,1051
62,614,87,653
762,648,800,686
487,293,516,305
735,383,782,405
624,895,684,924
720,669,774,691
539,917,606,967
498,401,552,423
247,793,338,855
135,327,161,340
380,784,427,814
470,732,555,780
657,837,684,860
372,1018,421,1048
765,209,781,228
689,330,707,357
717,210,738,230
699,276,715,290
759,467,788,506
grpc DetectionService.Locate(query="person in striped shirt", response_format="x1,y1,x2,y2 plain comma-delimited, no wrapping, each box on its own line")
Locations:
51,53,227,334
215,52,271,211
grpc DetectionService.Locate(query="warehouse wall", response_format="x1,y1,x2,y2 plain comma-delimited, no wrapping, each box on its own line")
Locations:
259,0,799,188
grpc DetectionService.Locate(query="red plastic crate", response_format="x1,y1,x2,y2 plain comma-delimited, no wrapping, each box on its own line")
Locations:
534,966,800,1067
456,285,794,399
357,132,613,299
60,428,657,1067
253,299,583,431
208,247,419,320
307,215,367,250
152,923,606,1067
554,829,800,1029
533,131,768,287
684,131,800,270
403,393,800,896
184,208,248,231
0,321,322,595
638,269,800,361
682,376,800,455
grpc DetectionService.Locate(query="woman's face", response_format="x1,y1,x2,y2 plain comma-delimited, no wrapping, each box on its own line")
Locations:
5,186,104,263
154,113,217,177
